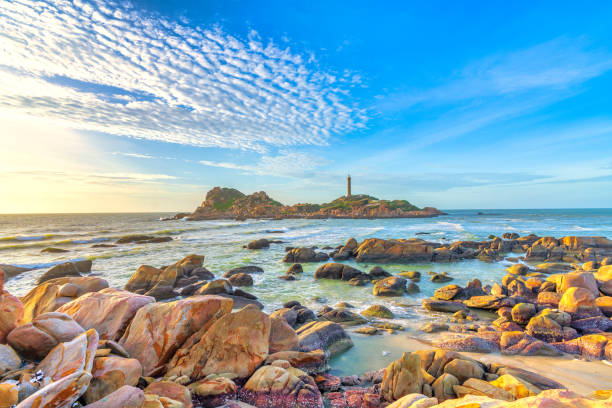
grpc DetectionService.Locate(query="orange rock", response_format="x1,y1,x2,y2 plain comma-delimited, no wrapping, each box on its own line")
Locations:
381,352,423,401
145,381,192,408
556,271,599,296
17,370,92,408
269,316,299,354
596,297,612,317
37,328,98,381
120,295,232,376
558,287,601,318
83,385,144,408
84,356,143,404
0,382,18,408
167,304,270,380
57,288,154,341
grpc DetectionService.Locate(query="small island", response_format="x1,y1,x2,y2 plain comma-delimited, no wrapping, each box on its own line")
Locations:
173,176,444,221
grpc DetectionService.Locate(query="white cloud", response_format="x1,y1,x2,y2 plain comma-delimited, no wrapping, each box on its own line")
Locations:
112,152,175,160
199,151,329,177
0,0,366,152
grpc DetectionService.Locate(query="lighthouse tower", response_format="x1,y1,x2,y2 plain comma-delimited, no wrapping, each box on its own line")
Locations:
347,174,352,198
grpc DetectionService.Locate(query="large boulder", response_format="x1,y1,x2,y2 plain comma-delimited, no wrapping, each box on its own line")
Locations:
83,385,144,408
265,350,329,375
124,254,207,300
57,288,154,341
16,370,92,408
37,328,98,381
237,365,323,408
144,381,192,408
0,344,21,375
525,315,565,343
558,287,601,319
354,238,435,263
7,312,84,360
314,263,364,281
283,247,328,263
557,271,599,296
422,298,468,313
166,305,270,380
373,276,407,296
83,356,142,404
269,316,299,354
120,295,233,376
37,260,93,284
21,276,109,322
296,321,353,357
380,352,423,402
0,270,24,343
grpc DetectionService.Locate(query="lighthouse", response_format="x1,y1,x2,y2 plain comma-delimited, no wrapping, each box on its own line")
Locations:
347,174,351,198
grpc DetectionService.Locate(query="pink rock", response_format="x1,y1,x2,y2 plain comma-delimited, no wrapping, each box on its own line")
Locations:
84,356,143,404
17,370,92,408
83,385,144,408
37,328,98,381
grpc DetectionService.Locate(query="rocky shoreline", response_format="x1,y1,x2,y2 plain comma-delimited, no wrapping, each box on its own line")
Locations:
169,187,445,221
0,233,611,407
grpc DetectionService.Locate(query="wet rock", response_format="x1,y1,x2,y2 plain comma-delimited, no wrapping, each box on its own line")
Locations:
434,284,462,301
536,262,573,274
265,350,329,375
380,352,423,401
537,291,561,308
422,298,467,313
557,271,599,296
406,282,420,294
596,296,612,316
433,334,501,353
237,364,323,408
283,247,329,263
319,308,368,326
314,263,365,281
464,295,513,310
287,264,303,274
224,266,264,277
0,276,24,344
83,356,142,404
116,234,172,244
525,315,564,342
373,276,406,296
361,304,394,319
37,260,93,284
7,312,84,360
369,266,391,279
398,270,421,281
228,273,254,286
354,327,380,335
314,372,341,392
120,295,233,376
500,331,561,356
296,321,353,357
354,238,437,263
41,247,69,253
57,288,154,341
430,273,453,283
506,264,528,276
420,322,449,333
167,305,270,380
83,385,144,408
570,316,612,333
247,238,270,249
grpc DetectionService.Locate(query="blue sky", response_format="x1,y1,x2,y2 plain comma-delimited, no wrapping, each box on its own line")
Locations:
1,0,612,212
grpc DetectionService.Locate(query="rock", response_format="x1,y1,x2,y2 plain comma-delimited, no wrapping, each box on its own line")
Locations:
464,295,511,310
83,356,142,404
443,358,484,383
0,344,20,375
314,263,364,281
314,372,341,392
0,382,18,407
120,295,233,376
287,264,303,274
489,374,540,399
247,239,270,249
7,312,84,360
38,328,98,381
432,372,458,401
115,234,172,244
167,305,270,380
21,276,109,322
434,285,463,301
430,273,453,283
17,370,92,408
37,260,93,284
399,270,421,280
354,238,437,263
536,262,573,274
456,378,515,401
83,385,144,408
433,334,501,353
506,264,528,276
269,316,299,354
570,316,612,333
228,273,254,286
41,247,69,253
406,282,420,294
596,296,612,316
144,381,192,408
558,287,601,318
265,350,329,375
381,352,423,402
369,266,392,279
557,271,599,296
420,322,449,333
500,332,561,356
0,282,24,343
270,308,298,327
224,266,264,278
319,308,368,326
189,376,236,406
361,304,394,319
385,393,437,408
537,291,561,308
511,303,536,325
373,276,407,296
58,288,154,341
296,321,353,357
422,298,467,313
525,315,564,342
283,247,328,263
237,364,323,408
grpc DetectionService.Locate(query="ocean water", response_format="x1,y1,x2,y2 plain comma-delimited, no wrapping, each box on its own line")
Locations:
1,209,611,377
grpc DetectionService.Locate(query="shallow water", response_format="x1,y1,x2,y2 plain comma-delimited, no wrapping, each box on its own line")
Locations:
1,209,612,385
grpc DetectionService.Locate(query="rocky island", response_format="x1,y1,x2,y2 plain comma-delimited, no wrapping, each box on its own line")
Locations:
173,183,444,221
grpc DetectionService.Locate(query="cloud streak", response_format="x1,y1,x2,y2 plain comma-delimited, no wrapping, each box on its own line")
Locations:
0,0,366,152
200,151,329,177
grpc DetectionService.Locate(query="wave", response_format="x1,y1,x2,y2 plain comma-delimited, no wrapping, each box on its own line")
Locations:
435,221,465,231
0,233,57,242
0,237,111,251
4,257,88,271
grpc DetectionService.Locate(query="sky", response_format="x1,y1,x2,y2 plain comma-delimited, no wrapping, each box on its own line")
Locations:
1,0,612,213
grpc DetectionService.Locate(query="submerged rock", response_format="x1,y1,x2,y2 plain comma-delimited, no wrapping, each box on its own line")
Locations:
373,276,407,296
37,260,93,284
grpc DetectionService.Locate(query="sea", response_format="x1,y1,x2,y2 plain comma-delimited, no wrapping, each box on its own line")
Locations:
1,209,612,378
